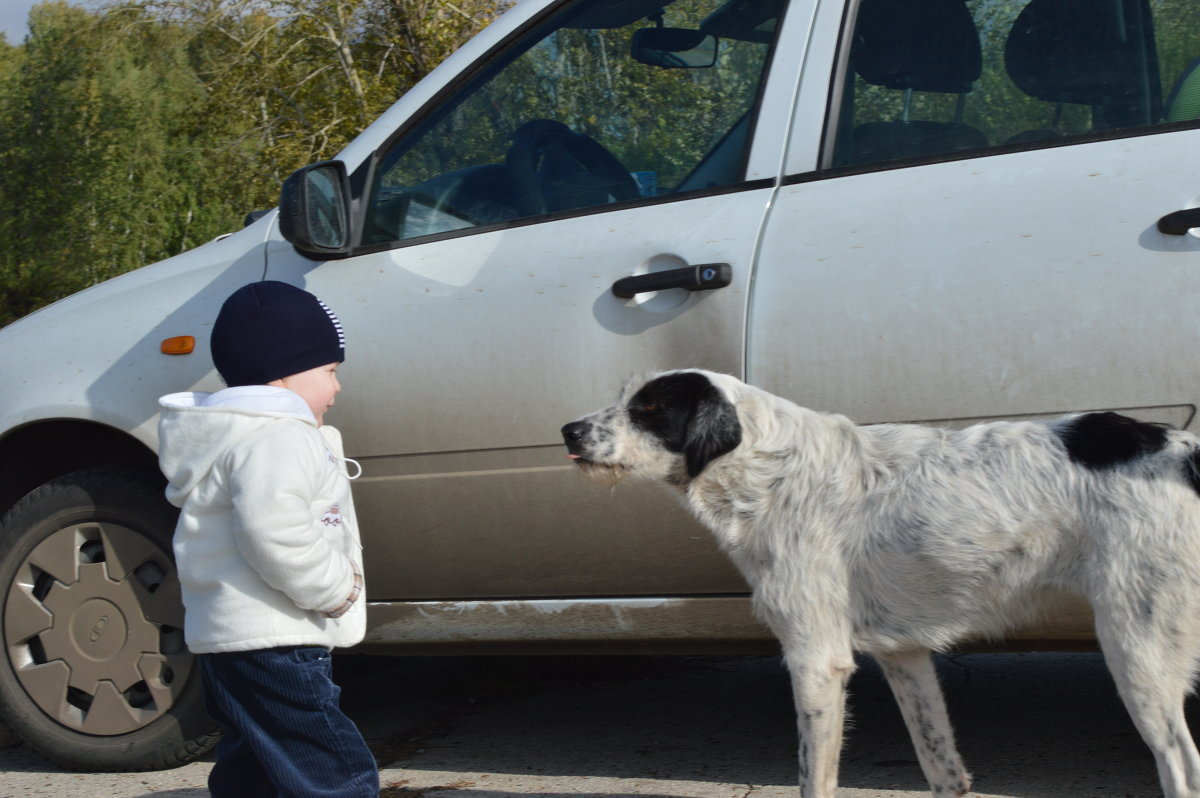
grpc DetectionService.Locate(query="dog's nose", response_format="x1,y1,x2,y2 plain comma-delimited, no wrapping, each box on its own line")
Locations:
562,421,586,445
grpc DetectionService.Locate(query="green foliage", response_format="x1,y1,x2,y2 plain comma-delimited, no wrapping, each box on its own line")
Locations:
0,2,199,321
0,0,503,326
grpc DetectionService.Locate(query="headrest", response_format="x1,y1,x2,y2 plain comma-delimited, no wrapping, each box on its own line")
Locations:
852,0,981,93
1005,0,1154,106
701,0,782,44
566,0,666,30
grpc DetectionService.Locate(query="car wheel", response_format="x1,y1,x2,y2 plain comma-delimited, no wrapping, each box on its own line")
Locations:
0,467,219,771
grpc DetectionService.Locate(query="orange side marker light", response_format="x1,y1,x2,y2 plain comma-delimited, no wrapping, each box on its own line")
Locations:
161,336,195,355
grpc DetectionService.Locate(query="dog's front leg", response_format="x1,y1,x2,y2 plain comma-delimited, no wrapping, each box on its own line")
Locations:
783,647,856,798
875,650,972,797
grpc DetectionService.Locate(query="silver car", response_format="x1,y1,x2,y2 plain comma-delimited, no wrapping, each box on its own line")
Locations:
1,0,1199,772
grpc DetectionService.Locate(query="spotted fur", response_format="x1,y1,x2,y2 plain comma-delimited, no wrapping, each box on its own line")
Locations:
563,370,1200,798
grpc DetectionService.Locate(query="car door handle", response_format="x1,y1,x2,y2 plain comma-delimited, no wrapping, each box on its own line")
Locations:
1157,207,1200,235
611,263,732,298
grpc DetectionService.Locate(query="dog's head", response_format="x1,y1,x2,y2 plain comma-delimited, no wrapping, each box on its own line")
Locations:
561,370,742,484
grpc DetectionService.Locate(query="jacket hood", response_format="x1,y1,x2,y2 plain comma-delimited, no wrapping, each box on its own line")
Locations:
158,386,316,506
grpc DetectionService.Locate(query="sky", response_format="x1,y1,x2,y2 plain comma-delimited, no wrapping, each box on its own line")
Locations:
1,0,41,44
0,0,93,44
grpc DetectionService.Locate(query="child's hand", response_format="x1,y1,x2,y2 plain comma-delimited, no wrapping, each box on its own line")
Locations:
324,562,363,618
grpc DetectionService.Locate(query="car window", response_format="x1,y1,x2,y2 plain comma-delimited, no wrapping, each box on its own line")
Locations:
364,0,784,246
831,0,1200,168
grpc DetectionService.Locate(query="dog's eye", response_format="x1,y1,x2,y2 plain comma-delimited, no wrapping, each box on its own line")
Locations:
642,402,659,413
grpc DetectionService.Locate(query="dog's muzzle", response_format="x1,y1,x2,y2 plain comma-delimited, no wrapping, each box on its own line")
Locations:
561,420,589,461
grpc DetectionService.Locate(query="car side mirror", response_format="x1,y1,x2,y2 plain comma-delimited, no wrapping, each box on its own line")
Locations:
279,160,353,259
631,28,718,68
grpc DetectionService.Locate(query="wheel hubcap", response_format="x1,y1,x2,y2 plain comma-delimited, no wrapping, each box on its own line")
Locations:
4,522,190,735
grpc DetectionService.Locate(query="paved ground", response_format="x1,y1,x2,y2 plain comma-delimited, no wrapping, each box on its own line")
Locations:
0,652,1176,797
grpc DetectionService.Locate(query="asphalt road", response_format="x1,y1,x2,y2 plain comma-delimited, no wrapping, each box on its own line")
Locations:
0,652,1177,797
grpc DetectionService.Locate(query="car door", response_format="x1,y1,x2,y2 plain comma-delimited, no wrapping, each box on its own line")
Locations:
269,0,808,602
753,0,1200,432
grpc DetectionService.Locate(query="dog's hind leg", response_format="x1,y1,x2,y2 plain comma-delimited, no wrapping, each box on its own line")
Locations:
1094,611,1200,798
875,650,972,797
782,644,856,798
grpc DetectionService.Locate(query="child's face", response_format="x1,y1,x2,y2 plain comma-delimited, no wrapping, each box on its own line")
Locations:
272,362,341,425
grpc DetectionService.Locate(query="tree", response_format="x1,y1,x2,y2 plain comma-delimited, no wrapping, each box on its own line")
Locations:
129,0,504,185
0,0,506,326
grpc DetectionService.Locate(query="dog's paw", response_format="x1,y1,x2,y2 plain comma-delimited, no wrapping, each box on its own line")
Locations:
930,770,971,797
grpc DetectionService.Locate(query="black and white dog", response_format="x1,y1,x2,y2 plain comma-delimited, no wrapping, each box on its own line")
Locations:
562,369,1200,798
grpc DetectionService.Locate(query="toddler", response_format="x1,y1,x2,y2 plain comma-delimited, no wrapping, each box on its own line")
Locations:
158,281,376,797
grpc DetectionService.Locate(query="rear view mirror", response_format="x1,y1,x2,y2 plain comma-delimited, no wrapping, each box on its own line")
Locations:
279,160,353,259
631,28,718,68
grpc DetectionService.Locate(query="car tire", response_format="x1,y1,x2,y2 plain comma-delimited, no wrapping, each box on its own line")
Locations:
0,467,220,771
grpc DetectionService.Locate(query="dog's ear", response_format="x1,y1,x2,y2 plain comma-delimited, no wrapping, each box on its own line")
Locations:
684,379,742,477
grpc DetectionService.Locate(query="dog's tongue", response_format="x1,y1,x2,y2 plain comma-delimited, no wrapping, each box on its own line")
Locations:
567,453,581,460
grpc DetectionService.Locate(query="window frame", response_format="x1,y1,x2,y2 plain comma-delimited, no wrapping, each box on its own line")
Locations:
348,0,790,257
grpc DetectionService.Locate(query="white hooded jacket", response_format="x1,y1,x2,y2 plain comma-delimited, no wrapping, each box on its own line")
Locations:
158,386,365,653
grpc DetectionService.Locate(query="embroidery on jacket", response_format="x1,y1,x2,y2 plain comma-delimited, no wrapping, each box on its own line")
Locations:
321,505,343,526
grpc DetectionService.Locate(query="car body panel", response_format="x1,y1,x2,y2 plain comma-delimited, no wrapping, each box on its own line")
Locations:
753,134,1200,428
277,188,774,599
0,223,271,447
358,592,1100,655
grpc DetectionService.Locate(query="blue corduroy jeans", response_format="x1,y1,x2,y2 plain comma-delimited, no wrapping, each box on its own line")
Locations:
198,646,379,798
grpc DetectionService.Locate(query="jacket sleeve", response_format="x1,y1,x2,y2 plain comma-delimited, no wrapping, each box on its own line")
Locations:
224,422,355,614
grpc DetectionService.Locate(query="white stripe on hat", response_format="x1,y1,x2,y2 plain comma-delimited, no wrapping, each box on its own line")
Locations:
318,300,346,349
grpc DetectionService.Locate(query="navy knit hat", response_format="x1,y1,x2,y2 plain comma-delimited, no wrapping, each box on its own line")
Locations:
211,281,345,387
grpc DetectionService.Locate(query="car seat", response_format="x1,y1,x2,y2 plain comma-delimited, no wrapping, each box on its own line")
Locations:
839,0,987,165
1004,0,1161,142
